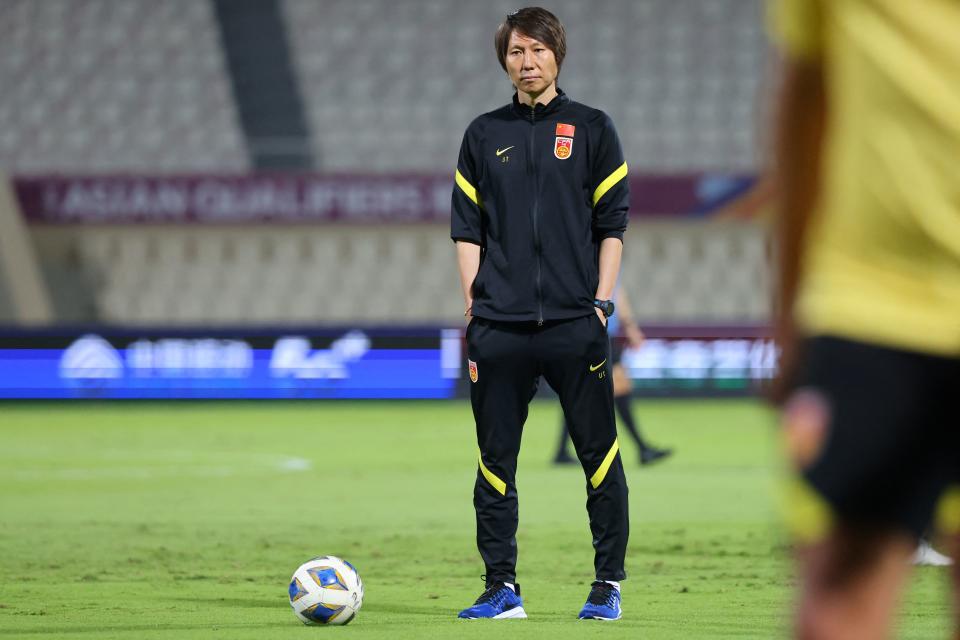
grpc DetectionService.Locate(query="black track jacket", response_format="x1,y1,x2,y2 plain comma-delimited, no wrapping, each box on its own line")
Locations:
451,89,629,323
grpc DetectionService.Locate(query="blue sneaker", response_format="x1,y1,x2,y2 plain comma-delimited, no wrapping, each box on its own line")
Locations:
458,582,527,619
578,581,622,620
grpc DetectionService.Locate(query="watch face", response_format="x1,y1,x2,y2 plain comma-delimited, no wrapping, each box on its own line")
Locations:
595,300,614,317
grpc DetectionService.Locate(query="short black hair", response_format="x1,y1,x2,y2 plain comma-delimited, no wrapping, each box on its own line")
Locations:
494,7,566,72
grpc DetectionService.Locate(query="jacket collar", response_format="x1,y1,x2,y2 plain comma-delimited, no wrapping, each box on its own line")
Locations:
511,87,569,118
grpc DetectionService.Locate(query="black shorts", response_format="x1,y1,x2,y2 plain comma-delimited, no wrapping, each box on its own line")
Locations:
790,336,960,539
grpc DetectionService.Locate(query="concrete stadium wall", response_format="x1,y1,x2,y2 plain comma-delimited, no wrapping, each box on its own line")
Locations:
0,174,53,324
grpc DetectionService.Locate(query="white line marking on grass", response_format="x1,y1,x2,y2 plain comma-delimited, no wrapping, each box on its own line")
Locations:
277,457,312,472
3,453,313,481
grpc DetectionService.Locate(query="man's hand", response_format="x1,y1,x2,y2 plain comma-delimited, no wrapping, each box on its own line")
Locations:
594,306,607,327
456,242,481,327
624,322,644,350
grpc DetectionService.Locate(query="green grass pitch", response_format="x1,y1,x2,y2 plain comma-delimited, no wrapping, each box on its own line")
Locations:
0,399,951,638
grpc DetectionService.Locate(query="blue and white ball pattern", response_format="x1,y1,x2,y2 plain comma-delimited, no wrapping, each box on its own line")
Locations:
288,556,364,625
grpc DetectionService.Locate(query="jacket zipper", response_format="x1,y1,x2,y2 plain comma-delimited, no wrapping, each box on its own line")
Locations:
529,108,543,326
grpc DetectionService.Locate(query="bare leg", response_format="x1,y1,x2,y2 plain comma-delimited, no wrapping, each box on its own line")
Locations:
795,526,913,640
611,364,645,450
611,362,631,398
612,363,671,464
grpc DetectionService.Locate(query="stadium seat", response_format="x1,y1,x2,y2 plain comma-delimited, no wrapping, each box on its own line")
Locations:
284,0,766,172
51,212,771,326
0,0,247,172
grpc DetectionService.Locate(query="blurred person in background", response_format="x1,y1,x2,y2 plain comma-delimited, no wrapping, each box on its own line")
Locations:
451,6,630,622
769,0,960,638
553,287,672,466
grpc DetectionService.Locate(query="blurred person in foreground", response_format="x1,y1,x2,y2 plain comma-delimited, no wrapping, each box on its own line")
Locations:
452,6,630,621
554,287,672,466
769,1,960,638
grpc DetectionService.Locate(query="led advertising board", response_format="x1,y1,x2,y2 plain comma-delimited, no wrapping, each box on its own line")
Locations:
0,327,773,399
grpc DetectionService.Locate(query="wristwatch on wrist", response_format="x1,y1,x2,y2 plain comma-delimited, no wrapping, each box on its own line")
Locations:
593,299,615,318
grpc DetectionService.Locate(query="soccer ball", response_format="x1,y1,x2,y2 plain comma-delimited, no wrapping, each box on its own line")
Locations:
288,556,364,625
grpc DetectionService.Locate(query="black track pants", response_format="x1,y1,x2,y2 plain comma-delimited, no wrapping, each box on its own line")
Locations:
466,314,629,583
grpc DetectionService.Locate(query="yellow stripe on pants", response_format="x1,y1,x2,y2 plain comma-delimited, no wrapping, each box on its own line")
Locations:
479,453,507,495
590,439,620,489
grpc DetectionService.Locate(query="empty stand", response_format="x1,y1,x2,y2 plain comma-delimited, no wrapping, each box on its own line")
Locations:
33,222,770,326
0,0,247,172
7,0,773,328
1,0,766,174
283,0,768,173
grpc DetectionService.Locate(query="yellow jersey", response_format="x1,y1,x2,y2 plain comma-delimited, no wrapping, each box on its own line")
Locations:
771,0,960,356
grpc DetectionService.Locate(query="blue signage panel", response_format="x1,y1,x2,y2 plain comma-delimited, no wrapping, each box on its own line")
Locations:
0,329,464,399
0,327,774,399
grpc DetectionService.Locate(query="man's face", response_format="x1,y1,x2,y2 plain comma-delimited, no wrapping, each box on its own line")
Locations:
504,30,558,97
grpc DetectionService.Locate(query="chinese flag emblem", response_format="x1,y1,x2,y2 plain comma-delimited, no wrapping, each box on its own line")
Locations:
554,123,574,159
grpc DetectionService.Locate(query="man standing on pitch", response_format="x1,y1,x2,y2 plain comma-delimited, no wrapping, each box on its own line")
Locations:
451,7,630,621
